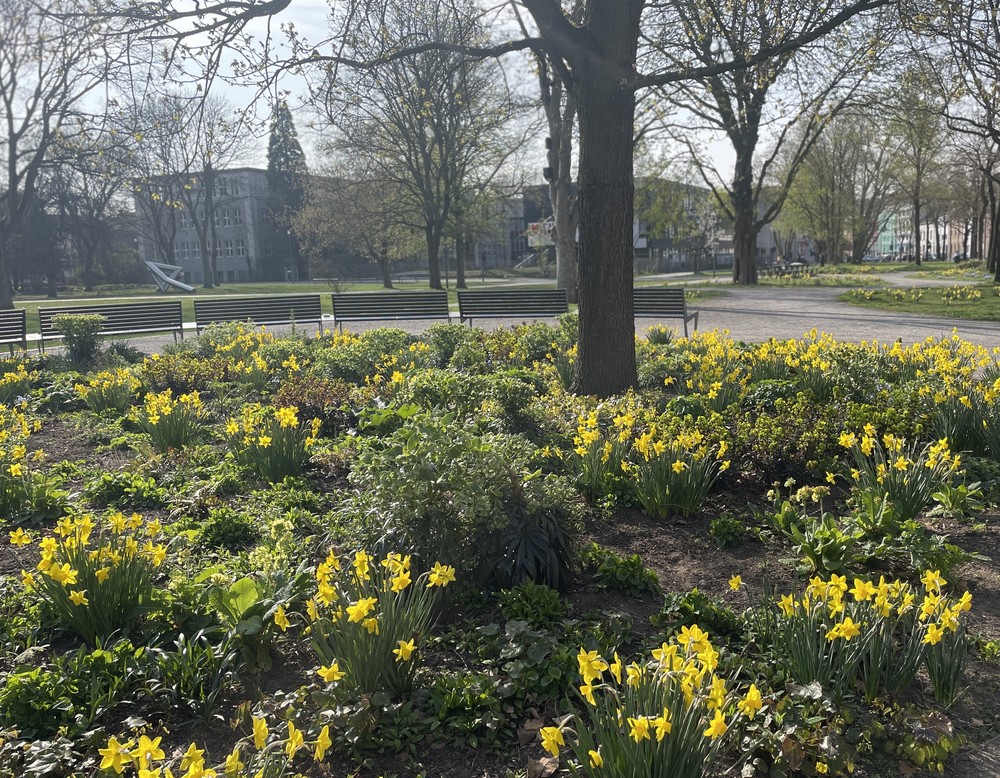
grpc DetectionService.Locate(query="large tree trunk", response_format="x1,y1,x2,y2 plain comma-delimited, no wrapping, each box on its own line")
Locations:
731,150,758,284
548,80,578,303
571,1,640,397
426,226,442,289
456,233,469,289
912,194,922,266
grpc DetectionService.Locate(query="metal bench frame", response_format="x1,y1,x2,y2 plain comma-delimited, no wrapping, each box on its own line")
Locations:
38,301,184,351
193,294,324,333
457,289,569,326
633,288,699,336
331,291,451,331
0,310,27,353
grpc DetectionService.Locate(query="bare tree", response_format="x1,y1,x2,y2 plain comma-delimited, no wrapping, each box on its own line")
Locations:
314,0,528,291
294,170,422,289
655,0,896,282
886,65,949,265
125,93,257,288
0,0,120,307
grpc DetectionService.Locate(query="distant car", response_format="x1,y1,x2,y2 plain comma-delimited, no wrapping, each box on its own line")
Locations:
861,255,878,263
952,252,966,263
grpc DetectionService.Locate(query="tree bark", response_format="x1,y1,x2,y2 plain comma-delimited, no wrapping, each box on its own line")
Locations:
456,233,469,289
912,193,922,266
426,226,442,289
571,0,640,397
731,150,759,284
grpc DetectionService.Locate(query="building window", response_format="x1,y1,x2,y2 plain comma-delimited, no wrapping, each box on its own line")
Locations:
213,211,221,228
236,239,246,257
173,242,181,261
227,270,236,282
232,208,243,226
214,240,222,258
262,240,271,256
191,243,201,260
182,242,190,260
225,240,234,257
179,212,189,229
222,209,232,227
261,210,272,225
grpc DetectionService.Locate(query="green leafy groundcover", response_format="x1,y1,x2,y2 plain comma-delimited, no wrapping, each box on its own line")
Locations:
0,319,995,777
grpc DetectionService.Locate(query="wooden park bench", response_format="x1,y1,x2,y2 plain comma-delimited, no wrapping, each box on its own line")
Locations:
38,301,184,351
194,294,324,333
331,291,451,330
632,288,699,336
457,289,568,326
0,310,27,353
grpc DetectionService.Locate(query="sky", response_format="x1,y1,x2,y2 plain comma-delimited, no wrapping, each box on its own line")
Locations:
214,0,736,184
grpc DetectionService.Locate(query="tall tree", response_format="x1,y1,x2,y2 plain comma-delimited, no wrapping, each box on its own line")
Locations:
109,0,892,395
659,0,892,283
294,167,421,289
925,0,1000,277
126,93,257,288
887,66,948,265
266,102,309,279
0,0,118,308
778,112,898,264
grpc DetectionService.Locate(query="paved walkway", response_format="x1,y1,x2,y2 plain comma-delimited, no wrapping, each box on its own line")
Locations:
54,283,1000,356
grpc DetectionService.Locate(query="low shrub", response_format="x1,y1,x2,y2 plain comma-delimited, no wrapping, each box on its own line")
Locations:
52,314,105,366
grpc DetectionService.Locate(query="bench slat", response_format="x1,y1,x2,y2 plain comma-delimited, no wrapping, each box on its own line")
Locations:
0,310,27,350
38,302,183,348
458,290,568,324
332,292,450,326
632,288,698,336
194,295,323,331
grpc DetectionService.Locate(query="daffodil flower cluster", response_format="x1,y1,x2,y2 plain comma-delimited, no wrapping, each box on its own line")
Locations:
0,360,38,405
764,572,972,702
569,405,728,517
75,368,142,414
629,427,730,518
10,511,164,644
837,425,959,522
95,716,336,778
224,404,321,482
0,402,45,517
539,628,760,777
310,549,455,696
132,389,205,452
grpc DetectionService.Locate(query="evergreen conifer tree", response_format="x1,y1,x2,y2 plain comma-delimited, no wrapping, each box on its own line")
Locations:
266,102,308,278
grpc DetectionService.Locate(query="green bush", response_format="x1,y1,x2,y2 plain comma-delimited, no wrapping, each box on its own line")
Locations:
343,410,577,587
497,580,569,627
579,543,659,596
52,314,105,366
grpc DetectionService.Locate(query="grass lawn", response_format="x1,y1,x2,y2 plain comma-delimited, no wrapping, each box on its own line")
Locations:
838,284,1000,320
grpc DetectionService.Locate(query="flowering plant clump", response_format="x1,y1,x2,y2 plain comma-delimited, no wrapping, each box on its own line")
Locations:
310,550,455,696
753,572,972,702
570,409,635,500
10,511,165,645
539,628,758,777
131,389,206,452
0,402,46,518
837,426,960,523
224,404,321,482
0,360,38,405
628,427,729,518
75,369,142,414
